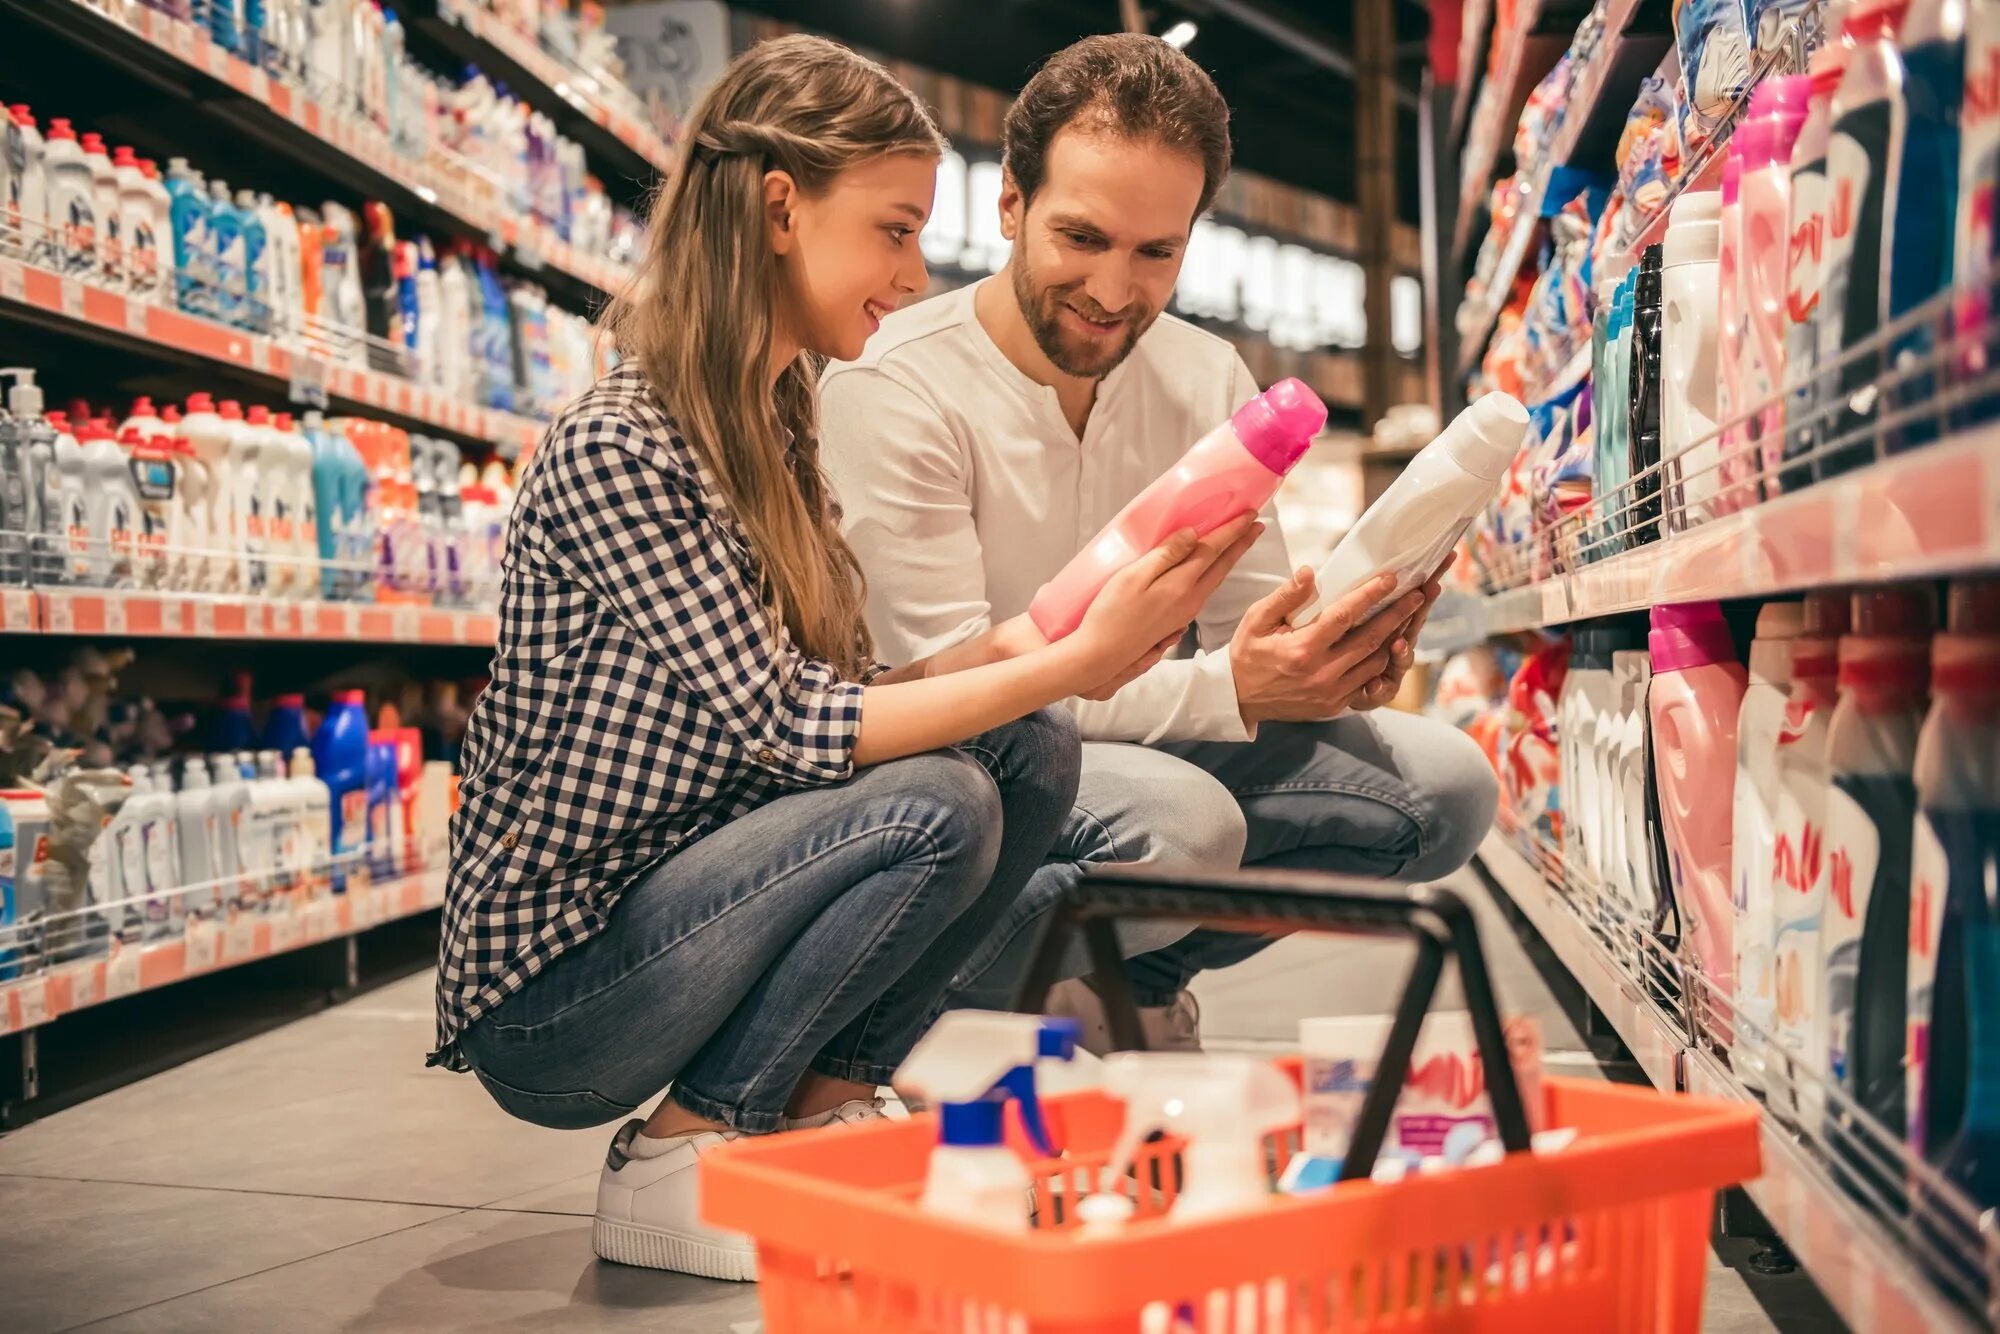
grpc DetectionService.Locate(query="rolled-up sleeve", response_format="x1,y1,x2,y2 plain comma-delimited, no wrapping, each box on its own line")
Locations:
537,418,862,786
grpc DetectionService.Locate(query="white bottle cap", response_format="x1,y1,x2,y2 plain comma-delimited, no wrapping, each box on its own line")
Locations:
1438,392,1529,481
1663,189,1722,268
1754,600,1806,639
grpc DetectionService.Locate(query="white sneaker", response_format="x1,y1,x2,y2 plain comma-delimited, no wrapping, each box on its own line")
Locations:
1043,980,1202,1057
781,1096,891,1131
592,1119,758,1280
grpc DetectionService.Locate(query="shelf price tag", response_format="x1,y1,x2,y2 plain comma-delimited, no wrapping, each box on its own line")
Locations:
193,599,216,637
106,944,142,999
69,964,102,1009
269,912,305,953
161,599,185,634
60,277,85,321
45,596,74,634
290,352,331,409
103,597,127,635
223,917,258,963
0,991,14,1037
185,920,220,973
1,588,31,629
16,979,50,1029
305,898,339,942
392,605,421,641
0,259,24,305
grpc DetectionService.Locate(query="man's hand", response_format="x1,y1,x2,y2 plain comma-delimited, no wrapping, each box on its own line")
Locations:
1228,566,1430,728
1345,553,1455,712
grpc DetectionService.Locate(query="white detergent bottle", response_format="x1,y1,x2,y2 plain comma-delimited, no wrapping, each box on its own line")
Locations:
1294,392,1529,627
1613,649,1663,934
208,754,252,910
239,404,275,596
113,147,158,303
1558,628,1606,882
166,432,208,592
288,747,332,892
47,410,87,584
139,158,171,306
251,749,297,904
126,431,180,591
893,1011,1081,1232
1734,600,1806,1095
82,420,138,587
1103,1052,1300,1220
1659,190,1723,532
41,119,95,280
3,105,48,262
175,758,222,918
276,412,318,599
178,394,232,591
134,766,182,940
79,133,120,291
1771,591,1851,1132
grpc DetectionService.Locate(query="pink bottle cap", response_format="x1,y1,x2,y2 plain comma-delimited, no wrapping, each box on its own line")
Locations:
1649,602,1737,672
1229,377,1326,475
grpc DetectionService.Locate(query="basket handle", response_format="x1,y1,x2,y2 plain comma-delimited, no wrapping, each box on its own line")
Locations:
1009,863,1535,1181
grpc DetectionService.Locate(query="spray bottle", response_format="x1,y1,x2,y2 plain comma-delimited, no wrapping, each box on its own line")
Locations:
1101,1052,1300,1221
893,1011,1081,1231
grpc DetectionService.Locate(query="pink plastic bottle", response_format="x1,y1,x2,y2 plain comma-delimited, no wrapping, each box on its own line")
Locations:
1028,378,1326,640
1649,601,1749,1037
1738,77,1813,504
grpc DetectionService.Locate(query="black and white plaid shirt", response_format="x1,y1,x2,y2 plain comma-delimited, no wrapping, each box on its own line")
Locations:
430,365,872,1069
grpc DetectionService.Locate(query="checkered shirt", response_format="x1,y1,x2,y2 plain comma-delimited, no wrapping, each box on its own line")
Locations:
430,365,872,1069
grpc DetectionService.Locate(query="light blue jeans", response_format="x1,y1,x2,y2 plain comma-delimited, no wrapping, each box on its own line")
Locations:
457,707,1080,1133
950,710,1500,1007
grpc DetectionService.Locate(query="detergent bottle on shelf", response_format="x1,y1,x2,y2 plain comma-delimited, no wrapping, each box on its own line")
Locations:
313,690,370,892
235,189,269,334
366,734,398,877
1028,378,1326,640
1660,192,1724,532
1781,42,1852,493
83,418,139,588
1734,600,1806,1093
1296,393,1527,627
164,158,212,317
208,180,247,328
265,694,311,756
287,747,333,894
1739,77,1813,502
1951,0,2000,428
240,405,276,596
124,430,180,591
175,758,223,918
205,753,251,908
304,412,348,599
47,411,88,584
1817,0,1914,479
1909,581,2000,1189
176,394,229,591
1102,1052,1300,1221
3,368,62,588
78,134,120,291
1649,603,1747,1034
893,1011,1081,1231
1822,588,1933,1165
41,119,95,280
1716,154,1746,517
3,105,48,263
1627,247,1666,548
113,146,159,303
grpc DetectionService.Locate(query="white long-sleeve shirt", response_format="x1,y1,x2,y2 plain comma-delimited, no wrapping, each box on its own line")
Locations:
820,281,1294,745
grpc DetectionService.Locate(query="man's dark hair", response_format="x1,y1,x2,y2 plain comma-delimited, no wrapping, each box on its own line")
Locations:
1002,33,1232,218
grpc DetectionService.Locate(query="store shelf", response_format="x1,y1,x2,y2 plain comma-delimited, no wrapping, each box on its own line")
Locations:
1430,420,2000,645
0,253,545,457
405,0,676,197
1477,830,1987,1333
10,0,633,312
4,587,498,646
0,869,446,1040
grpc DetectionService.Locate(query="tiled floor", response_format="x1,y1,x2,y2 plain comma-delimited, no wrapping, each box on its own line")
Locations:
0,868,1841,1332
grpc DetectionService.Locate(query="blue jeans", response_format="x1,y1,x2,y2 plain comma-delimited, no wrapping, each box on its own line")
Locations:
950,710,1499,1008
457,707,1080,1132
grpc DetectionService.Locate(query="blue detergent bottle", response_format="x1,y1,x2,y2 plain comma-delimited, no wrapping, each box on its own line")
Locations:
1911,581,2000,1208
366,735,398,879
164,158,211,316
264,692,310,755
313,690,370,893
211,672,258,752
304,411,345,599
207,180,245,327
0,797,15,982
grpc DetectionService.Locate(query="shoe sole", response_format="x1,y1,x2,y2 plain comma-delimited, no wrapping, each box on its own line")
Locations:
592,1217,759,1281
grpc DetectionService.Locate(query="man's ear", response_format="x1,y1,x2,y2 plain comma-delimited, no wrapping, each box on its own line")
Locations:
997,168,1026,243
764,169,801,254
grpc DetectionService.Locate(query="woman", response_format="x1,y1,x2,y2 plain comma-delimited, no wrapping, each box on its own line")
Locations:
430,34,1256,1281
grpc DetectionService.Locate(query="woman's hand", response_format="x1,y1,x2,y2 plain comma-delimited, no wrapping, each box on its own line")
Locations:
1069,514,1261,686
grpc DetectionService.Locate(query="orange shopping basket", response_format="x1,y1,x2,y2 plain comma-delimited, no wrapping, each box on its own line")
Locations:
703,868,1764,1333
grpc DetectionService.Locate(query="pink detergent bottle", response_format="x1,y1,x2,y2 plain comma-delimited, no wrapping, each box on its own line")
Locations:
1028,378,1326,640
1649,601,1749,1039
1738,76,1812,503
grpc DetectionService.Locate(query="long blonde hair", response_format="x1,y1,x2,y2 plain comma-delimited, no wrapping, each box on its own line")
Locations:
606,35,946,679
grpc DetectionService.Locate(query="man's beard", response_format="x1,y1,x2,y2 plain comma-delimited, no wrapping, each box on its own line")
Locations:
1011,260,1153,378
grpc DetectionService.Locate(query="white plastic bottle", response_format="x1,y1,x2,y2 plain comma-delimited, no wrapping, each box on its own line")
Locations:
105,766,148,941
245,749,294,904
139,158,171,305
1771,592,1851,1131
239,404,276,597
134,766,183,941
208,753,252,909
1659,190,1723,532
80,418,138,587
1103,1052,1301,1220
1734,600,1805,1094
79,133,121,291
1613,649,1662,932
3,105,48,262
47,410,87,584
1295,393,1529,627
41,119,95,279
124,430,180,591
277,412,318,599
175,758,223,918
178,394,232,591
113,147,160,303
288,747,332,893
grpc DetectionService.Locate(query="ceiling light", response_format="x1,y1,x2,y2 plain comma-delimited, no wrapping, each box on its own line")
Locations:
1162,19,1198,49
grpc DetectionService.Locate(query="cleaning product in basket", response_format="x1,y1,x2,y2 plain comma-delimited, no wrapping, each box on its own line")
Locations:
1822,587,1932,1168
1660,192,1724,532
1885,0,1968,453
1027,379,1325,639
1772,592,1849,1129
1908,581,2000,1183
1817,0,1914,479
1740,77,1813,503
1102,1051,1299,1220
892,1011,1081,1231
1735,600,1806,1091
1650,603,1747,1033
1293,393,1528,628
1782,43,1852,493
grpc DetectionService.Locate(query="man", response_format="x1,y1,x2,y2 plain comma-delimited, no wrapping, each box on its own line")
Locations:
820,34,1497,1048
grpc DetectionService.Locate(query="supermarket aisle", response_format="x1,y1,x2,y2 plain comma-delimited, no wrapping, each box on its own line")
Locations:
0,868,1829,1333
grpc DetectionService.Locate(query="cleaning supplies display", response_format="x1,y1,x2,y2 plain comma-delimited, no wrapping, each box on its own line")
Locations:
1027,378,1327,639
1735,600,1806,1091
1647,602,1747,1030
1295,392,1529,627
892,1011,1080,1231
1660,193,1724,530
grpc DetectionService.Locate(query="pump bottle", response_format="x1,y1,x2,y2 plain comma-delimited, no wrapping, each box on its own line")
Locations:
1102,1052,1300,1220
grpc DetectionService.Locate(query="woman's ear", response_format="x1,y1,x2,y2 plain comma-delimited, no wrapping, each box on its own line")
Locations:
764,169,801,255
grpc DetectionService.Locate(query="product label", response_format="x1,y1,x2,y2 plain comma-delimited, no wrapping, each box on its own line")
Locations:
1785,163,1828,465
142,817,174,925
1908,814,1948,1148
1819,783,1878,1091
1959,18,2000,358
1770,739,1830,1124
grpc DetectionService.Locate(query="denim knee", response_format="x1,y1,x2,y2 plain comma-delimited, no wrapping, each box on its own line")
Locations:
876,749,1006,914
989,704,1082,811
1398,725,1499,881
